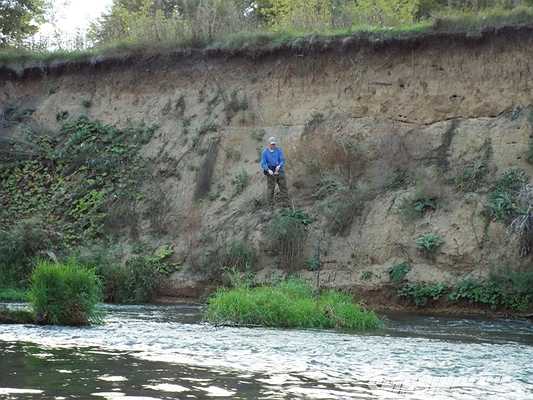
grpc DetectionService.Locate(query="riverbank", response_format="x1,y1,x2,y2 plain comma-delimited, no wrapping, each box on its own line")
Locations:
154,286,533,321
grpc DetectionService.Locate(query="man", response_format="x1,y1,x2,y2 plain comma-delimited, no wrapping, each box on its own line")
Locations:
260,136,289,207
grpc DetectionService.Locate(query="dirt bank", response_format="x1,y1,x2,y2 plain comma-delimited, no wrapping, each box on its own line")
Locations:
2,28,533,313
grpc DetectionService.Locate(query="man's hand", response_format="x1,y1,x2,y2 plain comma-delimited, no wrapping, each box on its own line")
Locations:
268,169,274,176
274,166,280,175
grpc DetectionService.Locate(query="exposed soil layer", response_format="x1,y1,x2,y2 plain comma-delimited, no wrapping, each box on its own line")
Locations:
3,26,533,315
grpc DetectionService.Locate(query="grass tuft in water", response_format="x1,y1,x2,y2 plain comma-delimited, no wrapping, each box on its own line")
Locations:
0,306,35,324
29,259,103,326
0,287,28,302
205,279,381,331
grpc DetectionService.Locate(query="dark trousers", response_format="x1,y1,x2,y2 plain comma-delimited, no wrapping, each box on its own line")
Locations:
266,172,289,206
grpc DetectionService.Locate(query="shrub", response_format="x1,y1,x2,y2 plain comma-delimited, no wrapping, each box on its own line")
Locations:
312,174,345,200
29,260,103,325
232,169,250,195
449,270,533,311
384,169,411,190
315,178,367,235
121,256,163,303
250,128,266,142
485,169,529,223
388,262,411,284
224,89,248,121
360,271,374,281
224,147,241,161
303,112,324,134
0,219,55,286
267,209,312,270
398,282,447,307
397,193,437,221
486,190,516,222
305,255,321,271
221,266,254,289
508,184,533,256
221,240,256,271
415,233,444,255
71,244,127,303
70,244,170,304
205,278,381,331
291,134,367,186
454,159,488,192
495,168,528,192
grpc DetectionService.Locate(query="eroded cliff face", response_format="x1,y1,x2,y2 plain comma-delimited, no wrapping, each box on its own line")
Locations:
2,32,533,299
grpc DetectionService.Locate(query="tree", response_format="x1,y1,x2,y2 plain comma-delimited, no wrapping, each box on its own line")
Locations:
0,0,48,47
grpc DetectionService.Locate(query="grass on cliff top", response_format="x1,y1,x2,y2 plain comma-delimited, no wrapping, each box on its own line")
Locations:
204,279,381,331
2,7,533,67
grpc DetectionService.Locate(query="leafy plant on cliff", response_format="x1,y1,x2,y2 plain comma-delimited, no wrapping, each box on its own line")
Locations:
0,219,57,286
398,282,447,307
388,262,411,284
415,233,444,255
0,116,157,244
398,193,437,221
449,270,533,311
485,169,525,220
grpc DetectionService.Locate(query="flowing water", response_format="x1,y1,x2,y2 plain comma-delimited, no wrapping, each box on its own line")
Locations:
1,303,532,399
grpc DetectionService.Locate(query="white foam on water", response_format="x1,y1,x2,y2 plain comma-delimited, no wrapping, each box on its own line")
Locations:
91,393,126,398
195,385,236,397
143,383,189,392
97,375,128,382
0,388,44,394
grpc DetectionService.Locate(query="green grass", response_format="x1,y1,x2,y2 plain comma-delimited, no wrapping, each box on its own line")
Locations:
205,279,381,331
0,288,28,302
2,7,533,67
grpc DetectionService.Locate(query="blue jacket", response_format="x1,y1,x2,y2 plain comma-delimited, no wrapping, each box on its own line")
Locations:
260,147,285,172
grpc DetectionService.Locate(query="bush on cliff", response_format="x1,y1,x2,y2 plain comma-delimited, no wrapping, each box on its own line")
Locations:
0,219,56,286
205,279,381,331
71,244,167,304
29,260,102,325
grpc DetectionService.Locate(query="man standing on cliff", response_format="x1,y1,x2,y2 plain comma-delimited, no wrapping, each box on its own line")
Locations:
260,137,289,207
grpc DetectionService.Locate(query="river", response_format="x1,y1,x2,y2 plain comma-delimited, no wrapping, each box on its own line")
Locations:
1,303,532,399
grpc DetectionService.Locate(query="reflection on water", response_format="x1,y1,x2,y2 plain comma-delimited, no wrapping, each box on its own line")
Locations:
1,304,532,399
